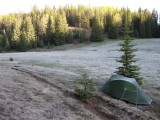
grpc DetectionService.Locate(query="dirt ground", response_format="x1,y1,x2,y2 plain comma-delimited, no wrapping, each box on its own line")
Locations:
0,38,160,120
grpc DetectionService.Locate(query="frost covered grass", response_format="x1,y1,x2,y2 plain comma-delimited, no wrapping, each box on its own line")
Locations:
0,38,160,119
0,38,160,87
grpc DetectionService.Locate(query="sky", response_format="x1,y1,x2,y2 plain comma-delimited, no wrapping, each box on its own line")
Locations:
0,0,159,15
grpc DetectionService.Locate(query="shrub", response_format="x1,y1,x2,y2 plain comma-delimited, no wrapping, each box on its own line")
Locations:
75,73,96,102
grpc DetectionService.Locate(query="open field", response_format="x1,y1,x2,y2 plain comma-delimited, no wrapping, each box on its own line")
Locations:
0,38,160,120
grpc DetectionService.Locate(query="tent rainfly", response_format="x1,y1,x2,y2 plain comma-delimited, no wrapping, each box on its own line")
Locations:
102,75,152,105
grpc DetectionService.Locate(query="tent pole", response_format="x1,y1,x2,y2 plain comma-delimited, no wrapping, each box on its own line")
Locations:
121,88,127,100
136,87,138,107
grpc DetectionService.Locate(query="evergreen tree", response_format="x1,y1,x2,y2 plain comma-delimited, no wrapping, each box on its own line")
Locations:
134,29,139,38
105,13,112,33
55,12,68,45
30,5,40,43
145,18,152,38
4,32,9,51
2,29,10,50
151,19,159,38
105,12,120,38
75,73,96,102
38,15,48,43
81,13,90,29
65,31,73,43
62,11,68,32
132,13,141,38
26,16,36,48
116,22,143,85
158,25,160,38
45,16,55,45
113,12,122,38
1,16,14,46
11,19,21,49
21,16,36,48
0,37,2,52
91,17,103,42
78,29,85,43
18,31,27,51
55,14,64,45
139,22,146,38
108,24,119,39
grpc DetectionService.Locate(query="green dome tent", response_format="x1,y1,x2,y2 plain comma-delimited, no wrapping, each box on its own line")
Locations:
102,75,152,105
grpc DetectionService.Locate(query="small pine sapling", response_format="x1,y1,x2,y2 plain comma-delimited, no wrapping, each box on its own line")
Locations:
75,73,96,102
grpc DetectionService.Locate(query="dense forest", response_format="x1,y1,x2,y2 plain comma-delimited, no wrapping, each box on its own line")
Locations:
0,5,160,51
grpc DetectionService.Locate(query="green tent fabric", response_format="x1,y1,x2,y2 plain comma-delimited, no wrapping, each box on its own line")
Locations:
102,75,152,105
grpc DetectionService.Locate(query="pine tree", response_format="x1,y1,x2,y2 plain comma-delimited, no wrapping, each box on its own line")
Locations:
105,13,112,33
21,16,36,48
145,18,152,38
18,31,27,51
55,14,64,45
134,29,139,38
139,21,146,38
91,17,103,42
159,25,160,37
0,35,3,52
75,73,96,102
0,31,6,51
65,31,73,43
38,15,48,44
108,12,121,39
31,6,40,44
151,9,159,37
116,22,143,85
81,13,90,29
62,11,68,33
55,12,68,45
108,24,119,39
35,15,45,47
45,16,55,45
1,29,10,51
11,19,21,49
25,16,36,48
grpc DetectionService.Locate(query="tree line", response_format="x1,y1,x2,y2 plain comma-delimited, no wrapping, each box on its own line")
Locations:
0,5,160,51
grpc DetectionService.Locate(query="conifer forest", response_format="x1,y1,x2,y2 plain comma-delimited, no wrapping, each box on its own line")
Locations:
0,5,160,51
